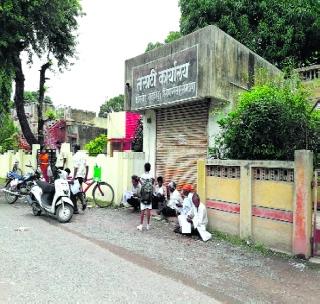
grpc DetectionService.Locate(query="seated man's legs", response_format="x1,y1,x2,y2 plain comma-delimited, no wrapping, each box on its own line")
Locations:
152,195,165,209
127,197,140,211
161,206,176,217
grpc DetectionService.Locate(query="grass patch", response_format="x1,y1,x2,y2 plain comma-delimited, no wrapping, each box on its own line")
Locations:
0,177,6,186
85,196,116,209
210,229,290,259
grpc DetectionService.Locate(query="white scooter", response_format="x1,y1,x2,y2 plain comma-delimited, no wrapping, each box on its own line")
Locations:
27,170,74,223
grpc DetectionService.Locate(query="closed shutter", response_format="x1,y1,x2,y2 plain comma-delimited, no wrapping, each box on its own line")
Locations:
156,100,208,189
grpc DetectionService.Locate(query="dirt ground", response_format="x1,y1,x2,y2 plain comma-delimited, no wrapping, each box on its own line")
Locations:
64,205,320,304
2,191,320,303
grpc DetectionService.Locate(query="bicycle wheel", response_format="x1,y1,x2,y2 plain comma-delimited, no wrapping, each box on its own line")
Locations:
92,182,114,208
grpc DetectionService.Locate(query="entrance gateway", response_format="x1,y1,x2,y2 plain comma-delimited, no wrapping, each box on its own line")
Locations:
124,25,280,189
313,169,320,256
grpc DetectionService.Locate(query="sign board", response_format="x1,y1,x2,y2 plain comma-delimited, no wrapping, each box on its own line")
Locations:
131,45,198,110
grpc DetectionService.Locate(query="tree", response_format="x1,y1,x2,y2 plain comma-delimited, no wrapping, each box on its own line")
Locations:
0,67,13,112
99,95,124,118
85,134,108,156
179,0,320,68
145,41,163,52
145,31,182,52
211,77,320,161
164,31,182,44
0,0,82,146
24,91,52,105
0,114,18,153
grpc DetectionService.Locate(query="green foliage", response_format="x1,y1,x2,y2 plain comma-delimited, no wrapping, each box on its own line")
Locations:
164,31,182,44
179,0,320,68
45,108,57,120
85,134,108,156
0,66,13,112
0,114,18,153
145,31,182,52
98,94,124,118
24,91,52,105
0,0,83,68
145,41,163,52
211,78,320,161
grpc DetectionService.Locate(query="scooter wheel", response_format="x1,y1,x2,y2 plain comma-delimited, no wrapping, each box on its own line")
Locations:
56,203,73,223
32,205,41,216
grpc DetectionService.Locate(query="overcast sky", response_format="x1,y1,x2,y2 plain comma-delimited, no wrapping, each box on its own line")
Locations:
23,0,180,113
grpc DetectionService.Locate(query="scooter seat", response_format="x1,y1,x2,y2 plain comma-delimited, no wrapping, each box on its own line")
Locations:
36,180,55,194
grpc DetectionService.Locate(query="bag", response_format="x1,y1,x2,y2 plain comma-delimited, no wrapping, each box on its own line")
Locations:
47,165,53,177
141,178,153,204
71,179,81,195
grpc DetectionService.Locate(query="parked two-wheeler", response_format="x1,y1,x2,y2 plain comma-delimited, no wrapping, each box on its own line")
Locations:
2,165,41,204
27,169,74,223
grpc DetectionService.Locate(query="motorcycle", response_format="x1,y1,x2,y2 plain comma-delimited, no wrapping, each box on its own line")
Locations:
27,169,74,223
2,165,41,204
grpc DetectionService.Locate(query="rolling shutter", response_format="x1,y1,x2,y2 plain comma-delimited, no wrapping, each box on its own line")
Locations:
156,100,208,189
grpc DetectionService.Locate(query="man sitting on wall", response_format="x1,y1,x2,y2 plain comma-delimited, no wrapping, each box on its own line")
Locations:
122,175,141,211
177,192,212,242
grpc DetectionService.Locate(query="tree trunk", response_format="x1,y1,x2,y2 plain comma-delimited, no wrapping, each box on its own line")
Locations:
37,62,51,146
13,54,38,146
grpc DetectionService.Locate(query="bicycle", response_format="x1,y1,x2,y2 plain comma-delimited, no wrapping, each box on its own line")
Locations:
76,177,114,208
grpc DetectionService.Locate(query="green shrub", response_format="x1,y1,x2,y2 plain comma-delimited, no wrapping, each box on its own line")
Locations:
211,78,320,161
45,108,57,120
85,134,107,156
0,114,18,153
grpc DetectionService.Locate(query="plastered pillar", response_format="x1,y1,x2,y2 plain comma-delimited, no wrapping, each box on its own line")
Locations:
197,159,206,204
293,150,313,258
240,164,252,239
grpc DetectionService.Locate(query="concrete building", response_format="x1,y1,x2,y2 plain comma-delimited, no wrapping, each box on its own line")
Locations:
13,104,108,150
124,25,280,186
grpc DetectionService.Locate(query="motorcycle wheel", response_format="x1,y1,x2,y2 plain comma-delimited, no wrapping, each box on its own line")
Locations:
32,204,41,216
56,202,73,223
4,181,19,204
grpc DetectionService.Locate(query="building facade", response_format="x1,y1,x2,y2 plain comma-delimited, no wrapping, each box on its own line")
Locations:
125,25,280,187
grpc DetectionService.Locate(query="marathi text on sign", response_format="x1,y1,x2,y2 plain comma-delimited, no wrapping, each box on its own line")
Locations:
131,45,198,110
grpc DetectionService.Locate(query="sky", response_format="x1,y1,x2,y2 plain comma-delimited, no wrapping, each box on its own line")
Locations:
23,0,181,114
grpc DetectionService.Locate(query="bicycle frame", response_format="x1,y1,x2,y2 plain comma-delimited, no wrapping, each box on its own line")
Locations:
82,178,105,196
81,178,95,193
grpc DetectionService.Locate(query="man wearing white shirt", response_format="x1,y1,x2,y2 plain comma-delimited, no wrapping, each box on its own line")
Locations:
72,145,89,214
180,184,194,216
177,193,212,242
55,141,67,169
152,176,167,209
159,181,182,217
189,193,212,241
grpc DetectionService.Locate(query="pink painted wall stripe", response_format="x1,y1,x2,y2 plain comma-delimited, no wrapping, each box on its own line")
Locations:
206,200,240,214
206,200,293,223
252,206,293,223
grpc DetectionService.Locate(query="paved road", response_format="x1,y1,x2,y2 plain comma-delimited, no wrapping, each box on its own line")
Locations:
0,198,220,304
2,196,320,304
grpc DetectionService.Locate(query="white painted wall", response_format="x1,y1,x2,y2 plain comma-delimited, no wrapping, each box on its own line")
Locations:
0,146,145,205
107,112,126,139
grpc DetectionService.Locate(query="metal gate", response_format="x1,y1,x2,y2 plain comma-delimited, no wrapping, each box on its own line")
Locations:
156,100,208,188
312,169,320,256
